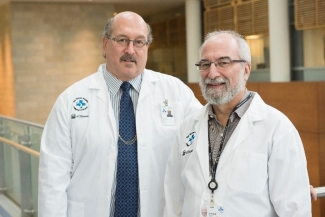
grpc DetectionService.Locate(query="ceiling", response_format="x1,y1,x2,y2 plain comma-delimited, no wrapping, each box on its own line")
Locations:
1,0,186,17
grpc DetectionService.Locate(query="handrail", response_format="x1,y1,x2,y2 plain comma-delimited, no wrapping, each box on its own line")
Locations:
315,186,325,198
0,115,44,129
0,136,40,158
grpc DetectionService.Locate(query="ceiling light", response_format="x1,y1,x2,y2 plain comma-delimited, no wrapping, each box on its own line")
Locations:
246,35,261,40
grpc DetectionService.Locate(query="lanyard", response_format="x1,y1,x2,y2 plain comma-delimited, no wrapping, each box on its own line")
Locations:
207,93,252,193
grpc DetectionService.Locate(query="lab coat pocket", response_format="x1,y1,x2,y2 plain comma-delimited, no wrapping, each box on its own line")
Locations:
227,151,267,194
154,101,183,135
67,200,84,217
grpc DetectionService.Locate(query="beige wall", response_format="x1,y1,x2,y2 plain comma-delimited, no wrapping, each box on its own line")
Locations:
4,2,114,124
0,3,15,117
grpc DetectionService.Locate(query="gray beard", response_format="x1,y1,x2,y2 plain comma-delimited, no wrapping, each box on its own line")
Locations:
199,74,245,105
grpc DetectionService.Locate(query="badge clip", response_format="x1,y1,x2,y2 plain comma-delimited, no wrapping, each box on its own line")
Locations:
163,99,168,106
210,193,214,208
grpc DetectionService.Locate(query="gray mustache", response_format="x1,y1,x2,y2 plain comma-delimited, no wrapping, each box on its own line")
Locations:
205,77,226,85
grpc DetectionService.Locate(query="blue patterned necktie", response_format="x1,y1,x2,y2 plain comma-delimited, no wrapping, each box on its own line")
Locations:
114,82,138,217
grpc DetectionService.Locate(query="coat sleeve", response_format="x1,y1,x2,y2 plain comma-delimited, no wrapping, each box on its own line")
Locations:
38,93,72,217
164,128,185,217
268,122,311,217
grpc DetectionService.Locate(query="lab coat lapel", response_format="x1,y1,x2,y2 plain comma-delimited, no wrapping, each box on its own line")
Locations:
194,105,210,184
216,93,266,173
138,69,158,102
216,115,254,171
88,67,117,136
89,70,110,107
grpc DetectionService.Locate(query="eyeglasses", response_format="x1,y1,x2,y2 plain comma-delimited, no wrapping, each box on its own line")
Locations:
195,57,246,71
106,34,149,48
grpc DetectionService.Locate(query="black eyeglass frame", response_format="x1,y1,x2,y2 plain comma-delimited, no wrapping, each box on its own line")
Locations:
106,34,149,48
195,57,246,71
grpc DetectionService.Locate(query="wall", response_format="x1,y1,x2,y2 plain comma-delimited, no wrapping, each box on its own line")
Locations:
9,2,114,124
0,3,15,117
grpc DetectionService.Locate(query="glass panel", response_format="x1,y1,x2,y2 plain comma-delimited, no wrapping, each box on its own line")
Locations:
245,34,270,70
0,115,43,215
30,127,42,216
2,122,21,205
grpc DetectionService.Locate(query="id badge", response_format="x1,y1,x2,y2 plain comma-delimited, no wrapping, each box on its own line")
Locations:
161,105,175,126
207,206,225,217
200,194,225,217
201,205,222,217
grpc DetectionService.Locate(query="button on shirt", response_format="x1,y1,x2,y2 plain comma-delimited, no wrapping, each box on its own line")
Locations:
102,65,142,217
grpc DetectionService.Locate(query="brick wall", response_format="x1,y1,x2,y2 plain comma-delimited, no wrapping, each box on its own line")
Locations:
8,2,114,124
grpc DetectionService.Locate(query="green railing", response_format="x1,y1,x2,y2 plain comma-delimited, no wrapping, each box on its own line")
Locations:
0,115,43,217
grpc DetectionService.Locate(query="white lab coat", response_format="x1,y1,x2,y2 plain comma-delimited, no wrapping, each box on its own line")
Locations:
38,64,202,217
164,93,311,217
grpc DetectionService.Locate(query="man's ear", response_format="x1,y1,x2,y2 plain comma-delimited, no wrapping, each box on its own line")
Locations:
102,37,108,58
244,63,251,81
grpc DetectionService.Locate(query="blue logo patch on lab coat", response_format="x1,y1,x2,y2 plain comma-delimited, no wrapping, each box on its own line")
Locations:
186,132,196,146
73,97,88,111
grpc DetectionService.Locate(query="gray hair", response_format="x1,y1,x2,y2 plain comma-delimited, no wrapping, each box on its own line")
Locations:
102,16,153,44
199,30,251,64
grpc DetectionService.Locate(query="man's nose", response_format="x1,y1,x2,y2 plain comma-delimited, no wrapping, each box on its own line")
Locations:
124,41,135,54
206,63,221,79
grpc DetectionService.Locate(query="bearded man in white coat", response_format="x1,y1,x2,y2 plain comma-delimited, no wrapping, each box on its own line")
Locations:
38,11,202,217
164,30,312,217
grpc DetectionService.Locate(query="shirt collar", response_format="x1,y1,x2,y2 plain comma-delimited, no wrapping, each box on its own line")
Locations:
102,65,143,96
